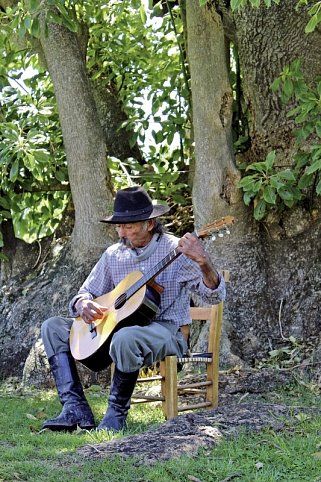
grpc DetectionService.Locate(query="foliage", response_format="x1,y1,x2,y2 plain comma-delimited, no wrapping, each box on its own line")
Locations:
230,0,280,11
108,154,187,205
256,335,313,369
230,0,321,27
238,151,299,220
0,0,190,253
85,0,191,180
229,0,321,221
0,381,321,481
273,60,321,195
296,0,321,33
239,59,321,220
0,59,69,245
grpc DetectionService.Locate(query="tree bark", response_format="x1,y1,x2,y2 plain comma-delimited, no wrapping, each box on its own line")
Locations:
186,0,242,226
185,0,321,367
234,0,321,159
39,18,114,261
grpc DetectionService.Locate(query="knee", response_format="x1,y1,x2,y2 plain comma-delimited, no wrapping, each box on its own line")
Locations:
111,329,133,350
41,316,62,340
111,328,142,357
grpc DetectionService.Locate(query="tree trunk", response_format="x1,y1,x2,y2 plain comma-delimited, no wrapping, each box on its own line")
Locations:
228,0,321,357
39,18,114,261
186,0,321,367
185,0,265,367
186,0,241,226
234,0,321,158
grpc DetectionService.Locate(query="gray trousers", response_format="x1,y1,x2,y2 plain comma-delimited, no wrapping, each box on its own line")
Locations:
41,316,188,373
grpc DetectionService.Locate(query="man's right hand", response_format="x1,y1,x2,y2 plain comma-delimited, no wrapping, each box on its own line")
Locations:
75,299,109,324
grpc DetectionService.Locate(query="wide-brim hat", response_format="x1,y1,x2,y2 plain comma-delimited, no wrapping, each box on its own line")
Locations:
100,186,170,224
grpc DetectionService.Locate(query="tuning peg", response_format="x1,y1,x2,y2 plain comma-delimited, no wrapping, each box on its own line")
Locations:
218,231,224,238
211,234,216,241
225,228,231,235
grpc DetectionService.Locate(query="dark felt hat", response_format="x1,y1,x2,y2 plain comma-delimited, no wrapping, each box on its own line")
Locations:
100,186,170,224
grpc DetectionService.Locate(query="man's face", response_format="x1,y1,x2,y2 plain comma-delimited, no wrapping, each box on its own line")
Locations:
116,221,154,248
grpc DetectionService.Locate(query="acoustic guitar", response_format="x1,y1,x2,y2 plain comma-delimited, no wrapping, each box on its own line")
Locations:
69,216,234,371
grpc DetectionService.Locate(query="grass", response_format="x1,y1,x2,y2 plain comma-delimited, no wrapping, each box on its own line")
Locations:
0,378,321,482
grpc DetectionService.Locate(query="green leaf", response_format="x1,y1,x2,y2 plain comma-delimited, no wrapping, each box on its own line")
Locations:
265,150,276,169
29,0,40,12
278,186,294,201
287,106,301,118
270,176,284,189
0,197,10,210
283,198,295,208
34,149,50,163
246,161,268,173
254,199,266,220
283,77,294,98
0,209,12,219
316,177,321,195
298,173,313,189
31,17,41,38
305,15,319,33
239,177,262,192
139,3,147,24
307,159,321,174
270,78,281,92
9,160,19,182
230,0,246,10
263,186,277,204
317,81,321,99
243,191,254,205
18,24,27,39
24,15,32,29
129,131,138,149
277,169,296,181
294,153,309,168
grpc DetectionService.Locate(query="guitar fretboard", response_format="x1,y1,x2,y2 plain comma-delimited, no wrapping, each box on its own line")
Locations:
126,247,181,299
117,216,234,304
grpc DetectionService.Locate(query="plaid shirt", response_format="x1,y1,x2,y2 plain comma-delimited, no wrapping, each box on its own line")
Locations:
69,233,226,327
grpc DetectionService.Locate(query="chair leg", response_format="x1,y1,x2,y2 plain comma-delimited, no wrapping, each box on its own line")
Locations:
160,356,178,420
206,302,222,409
206,360,218,408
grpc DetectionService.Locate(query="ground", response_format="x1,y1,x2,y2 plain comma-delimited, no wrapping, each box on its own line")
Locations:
77,367,321,464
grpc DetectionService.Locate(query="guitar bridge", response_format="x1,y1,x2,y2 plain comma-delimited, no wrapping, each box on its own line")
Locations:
89,323,97,339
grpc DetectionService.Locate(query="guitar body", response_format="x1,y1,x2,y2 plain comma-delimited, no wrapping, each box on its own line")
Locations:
69,271,160,372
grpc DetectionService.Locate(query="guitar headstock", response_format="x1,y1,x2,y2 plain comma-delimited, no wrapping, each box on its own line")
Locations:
197,216,235,240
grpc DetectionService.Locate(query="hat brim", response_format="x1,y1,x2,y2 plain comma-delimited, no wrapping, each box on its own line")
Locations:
100,204,171,224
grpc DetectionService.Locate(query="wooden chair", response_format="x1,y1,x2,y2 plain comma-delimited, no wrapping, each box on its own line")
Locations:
131,270,229,419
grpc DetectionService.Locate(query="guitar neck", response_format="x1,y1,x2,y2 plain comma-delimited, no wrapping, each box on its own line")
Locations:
122,215,235,302
126,246,182,299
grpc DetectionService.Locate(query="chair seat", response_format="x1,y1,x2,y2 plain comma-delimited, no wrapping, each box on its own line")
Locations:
177,352,213,363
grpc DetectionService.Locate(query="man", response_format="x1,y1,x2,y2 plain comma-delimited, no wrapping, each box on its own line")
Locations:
41,186,226,432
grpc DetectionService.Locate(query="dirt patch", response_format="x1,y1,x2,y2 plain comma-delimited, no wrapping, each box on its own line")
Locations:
78,400,319,465
77,368,321,464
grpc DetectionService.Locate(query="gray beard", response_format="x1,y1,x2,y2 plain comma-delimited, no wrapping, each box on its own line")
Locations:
120,237,133,248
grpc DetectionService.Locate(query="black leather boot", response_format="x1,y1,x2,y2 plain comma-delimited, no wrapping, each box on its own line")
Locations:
97,367,139,432
42,351,96,431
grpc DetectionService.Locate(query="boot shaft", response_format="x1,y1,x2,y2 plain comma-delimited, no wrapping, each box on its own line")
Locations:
108,367,139,409
49,351,86,405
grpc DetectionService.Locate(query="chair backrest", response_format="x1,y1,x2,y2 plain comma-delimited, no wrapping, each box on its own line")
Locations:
187,269,229,353
189,305,219,353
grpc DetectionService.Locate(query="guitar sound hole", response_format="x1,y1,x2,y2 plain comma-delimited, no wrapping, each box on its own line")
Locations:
114,293,127,310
